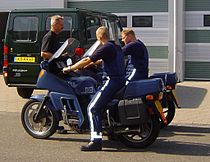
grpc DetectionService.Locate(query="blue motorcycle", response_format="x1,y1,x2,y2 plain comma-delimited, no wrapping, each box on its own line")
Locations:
21,38,166,148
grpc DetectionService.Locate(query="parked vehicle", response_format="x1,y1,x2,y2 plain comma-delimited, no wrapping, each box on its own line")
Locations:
3,8,122,98
21,38,166,148
150,72,180,127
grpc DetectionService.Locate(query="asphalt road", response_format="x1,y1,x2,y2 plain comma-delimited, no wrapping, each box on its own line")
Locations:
0,75,210,162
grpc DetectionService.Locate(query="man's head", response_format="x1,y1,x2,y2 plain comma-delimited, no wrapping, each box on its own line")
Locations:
121,29,136,45
96,26,110,44
51,15,64,34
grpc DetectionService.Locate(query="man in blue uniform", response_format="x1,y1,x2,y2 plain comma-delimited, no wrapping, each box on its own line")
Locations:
63,26,125,151
121,29,149,84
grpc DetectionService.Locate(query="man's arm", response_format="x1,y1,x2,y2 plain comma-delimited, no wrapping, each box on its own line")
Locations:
63,57,93,73
41,51,53,60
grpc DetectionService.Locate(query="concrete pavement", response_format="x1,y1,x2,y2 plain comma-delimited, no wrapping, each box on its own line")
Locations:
172,81,210,127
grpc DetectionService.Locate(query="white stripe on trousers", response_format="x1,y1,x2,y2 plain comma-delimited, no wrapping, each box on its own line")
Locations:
126,68,136,85
88,77,110,141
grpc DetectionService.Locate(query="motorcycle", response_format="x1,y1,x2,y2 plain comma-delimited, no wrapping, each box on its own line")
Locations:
21,38,166,148
150,72,181,127
82,41,180,128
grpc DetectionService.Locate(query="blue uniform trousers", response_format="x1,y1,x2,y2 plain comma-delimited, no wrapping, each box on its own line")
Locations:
87,77,125,141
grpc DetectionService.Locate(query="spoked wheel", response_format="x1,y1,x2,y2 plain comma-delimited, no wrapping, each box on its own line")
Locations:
21,99,59,139
161,100,176,128
118,115,160,148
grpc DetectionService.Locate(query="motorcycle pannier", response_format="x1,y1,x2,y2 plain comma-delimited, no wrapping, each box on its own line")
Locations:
124,78,163,99
118,98,149,125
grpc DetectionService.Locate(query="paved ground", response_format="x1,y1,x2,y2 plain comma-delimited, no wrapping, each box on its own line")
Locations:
172,81,210,127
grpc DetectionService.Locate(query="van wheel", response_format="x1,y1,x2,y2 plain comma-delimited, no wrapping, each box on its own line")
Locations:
17,87,34,98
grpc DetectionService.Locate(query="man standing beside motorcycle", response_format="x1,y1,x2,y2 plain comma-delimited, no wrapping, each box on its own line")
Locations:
63,26,125,151
41,15,68,134
121,29,149,84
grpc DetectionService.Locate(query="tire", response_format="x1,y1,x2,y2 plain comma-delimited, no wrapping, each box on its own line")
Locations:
161,100,176,128
17,87,34,99
118,115,160,148
21,99,59,139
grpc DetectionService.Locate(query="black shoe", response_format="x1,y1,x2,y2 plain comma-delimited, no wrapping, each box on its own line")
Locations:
56,126,68,134
81,140,102,151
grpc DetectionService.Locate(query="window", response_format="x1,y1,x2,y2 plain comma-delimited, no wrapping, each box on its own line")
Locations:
86,16,100,41
204,15,210,26
12,16,38,42
46,16,72,42
119,16,127,27
101,18,115,41
132,16,153,27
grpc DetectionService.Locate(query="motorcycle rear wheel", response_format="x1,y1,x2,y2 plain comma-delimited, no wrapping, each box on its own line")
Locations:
118,115,160,148
21,99,59,139
161,100,176,128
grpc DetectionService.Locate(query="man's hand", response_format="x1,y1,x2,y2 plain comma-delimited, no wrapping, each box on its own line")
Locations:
63,66,71,74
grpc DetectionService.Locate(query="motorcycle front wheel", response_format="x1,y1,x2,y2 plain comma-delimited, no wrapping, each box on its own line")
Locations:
118,115,160,148
21,99,59,139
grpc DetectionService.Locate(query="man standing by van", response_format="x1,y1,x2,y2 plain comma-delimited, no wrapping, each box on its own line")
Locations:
121,29,149,83
41,15,64,60
41,15,67,134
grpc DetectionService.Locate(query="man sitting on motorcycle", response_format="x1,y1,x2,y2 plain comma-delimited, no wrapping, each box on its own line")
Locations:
121,29,149,84
63,26,125,151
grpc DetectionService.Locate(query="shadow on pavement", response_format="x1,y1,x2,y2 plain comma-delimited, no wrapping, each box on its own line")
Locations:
101,125,210,156
47,125,210,156
176,84,207,108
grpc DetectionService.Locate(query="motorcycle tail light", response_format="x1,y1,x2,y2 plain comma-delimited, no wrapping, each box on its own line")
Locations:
146,95,154,100
75,47,85,56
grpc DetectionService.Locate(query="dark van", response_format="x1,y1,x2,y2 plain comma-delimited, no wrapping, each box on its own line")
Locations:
3,8,122,98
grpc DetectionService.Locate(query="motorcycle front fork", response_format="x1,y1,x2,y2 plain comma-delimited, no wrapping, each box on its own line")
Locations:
34,96,49,122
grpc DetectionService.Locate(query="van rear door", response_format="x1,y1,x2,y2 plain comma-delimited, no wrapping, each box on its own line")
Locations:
5,12,42,85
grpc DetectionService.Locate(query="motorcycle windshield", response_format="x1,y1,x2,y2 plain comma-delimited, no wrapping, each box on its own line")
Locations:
82,40,101,58
48,38,80,63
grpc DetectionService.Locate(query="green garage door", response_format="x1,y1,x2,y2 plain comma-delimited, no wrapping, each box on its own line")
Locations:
185,0,210,80
67,0,168,13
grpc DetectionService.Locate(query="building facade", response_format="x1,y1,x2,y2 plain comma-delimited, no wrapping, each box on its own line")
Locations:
1,0,210,81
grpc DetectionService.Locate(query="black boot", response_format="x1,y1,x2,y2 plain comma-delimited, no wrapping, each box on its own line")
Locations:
81,139,102,151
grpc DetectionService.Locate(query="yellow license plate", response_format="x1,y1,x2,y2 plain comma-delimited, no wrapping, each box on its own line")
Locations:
14,57,35,63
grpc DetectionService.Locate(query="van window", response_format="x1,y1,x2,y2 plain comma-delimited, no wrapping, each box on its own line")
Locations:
12,16,38,42
101,18,114,41
46,16,72,42
85,16,100,41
